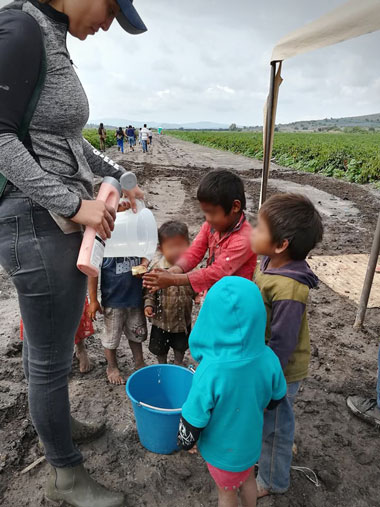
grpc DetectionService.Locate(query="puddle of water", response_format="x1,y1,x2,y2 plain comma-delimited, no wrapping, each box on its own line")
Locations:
252,178,360,219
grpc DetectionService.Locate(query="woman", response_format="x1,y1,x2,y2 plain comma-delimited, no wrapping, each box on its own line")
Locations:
98,122,107,152
0,1,147,506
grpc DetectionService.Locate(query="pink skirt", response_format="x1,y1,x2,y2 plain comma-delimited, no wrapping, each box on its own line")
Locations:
207,463,254,491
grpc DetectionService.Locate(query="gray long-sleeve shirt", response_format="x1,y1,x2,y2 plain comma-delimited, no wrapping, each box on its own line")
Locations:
0,0,124,220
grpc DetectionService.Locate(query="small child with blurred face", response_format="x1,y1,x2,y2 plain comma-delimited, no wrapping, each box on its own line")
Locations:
88,201,149,385
250,193,323,498
144,221,197,366
143,169,257,294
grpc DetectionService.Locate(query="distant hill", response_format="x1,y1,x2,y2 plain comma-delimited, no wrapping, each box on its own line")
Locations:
88,119,229,130
277,113,380,132
87,113,380,132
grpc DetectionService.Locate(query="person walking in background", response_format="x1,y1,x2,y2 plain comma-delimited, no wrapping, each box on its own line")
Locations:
141,123,150,153
126,124,135,152
133,126,138,146
148,127,153,146
98,122,107,152
115,126,125,153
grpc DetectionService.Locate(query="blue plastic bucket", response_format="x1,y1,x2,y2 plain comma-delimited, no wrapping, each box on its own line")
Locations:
126,364,193,454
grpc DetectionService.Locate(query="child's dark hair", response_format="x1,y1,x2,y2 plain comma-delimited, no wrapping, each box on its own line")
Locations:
260,193,323,261
158,221,189,245
197,170,246,214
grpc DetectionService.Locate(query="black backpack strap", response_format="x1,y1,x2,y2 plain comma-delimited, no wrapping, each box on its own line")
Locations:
0,10,47,198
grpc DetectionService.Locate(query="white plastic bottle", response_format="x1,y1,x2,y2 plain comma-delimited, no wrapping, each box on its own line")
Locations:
77,172,138,277
103,199,158,260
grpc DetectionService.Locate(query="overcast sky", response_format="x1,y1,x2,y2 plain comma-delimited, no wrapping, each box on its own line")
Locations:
3,0,380,125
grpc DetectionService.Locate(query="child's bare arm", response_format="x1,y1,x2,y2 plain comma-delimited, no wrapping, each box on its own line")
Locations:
88,276,102,320
144,269,191,291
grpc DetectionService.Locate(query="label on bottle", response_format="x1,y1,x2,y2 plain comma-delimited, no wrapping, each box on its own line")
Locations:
90,235,105,271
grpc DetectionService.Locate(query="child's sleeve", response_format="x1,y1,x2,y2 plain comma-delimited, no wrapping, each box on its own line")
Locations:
177,417,203,451
269,299,306,370
176,222,209,274
143,286,157,309
187,236,254,293
181,372,214,429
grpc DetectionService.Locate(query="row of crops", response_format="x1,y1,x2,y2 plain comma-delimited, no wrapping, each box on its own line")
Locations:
165,131,380,183
83,128,116,151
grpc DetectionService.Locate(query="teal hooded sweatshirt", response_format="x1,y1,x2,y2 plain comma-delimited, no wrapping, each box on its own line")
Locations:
182,276,287,472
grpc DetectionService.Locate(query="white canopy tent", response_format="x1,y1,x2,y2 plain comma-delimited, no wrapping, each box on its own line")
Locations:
260,0,380,327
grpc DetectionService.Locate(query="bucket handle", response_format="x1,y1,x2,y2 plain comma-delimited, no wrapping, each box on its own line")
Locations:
138,401,181,412
137,365,196,412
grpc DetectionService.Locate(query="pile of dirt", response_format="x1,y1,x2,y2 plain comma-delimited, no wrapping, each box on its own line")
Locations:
1,135,380,506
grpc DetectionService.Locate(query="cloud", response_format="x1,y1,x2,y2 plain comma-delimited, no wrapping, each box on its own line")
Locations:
1,0,378,124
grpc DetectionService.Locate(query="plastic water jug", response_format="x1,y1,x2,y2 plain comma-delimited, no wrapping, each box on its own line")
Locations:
77,172,138,277
103,199,158,260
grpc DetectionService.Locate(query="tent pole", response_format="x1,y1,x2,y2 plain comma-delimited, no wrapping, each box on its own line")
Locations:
260,61,277,207
354,211,380,328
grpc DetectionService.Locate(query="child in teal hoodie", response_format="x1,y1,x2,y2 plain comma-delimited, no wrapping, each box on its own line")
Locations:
177,276,287,507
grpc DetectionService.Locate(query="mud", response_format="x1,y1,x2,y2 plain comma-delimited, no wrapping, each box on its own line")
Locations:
1,135,380,506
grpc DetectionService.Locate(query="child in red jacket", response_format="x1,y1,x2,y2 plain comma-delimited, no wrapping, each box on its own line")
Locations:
144,170,256,293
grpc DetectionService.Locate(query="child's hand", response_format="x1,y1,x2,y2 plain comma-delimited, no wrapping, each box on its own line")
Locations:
194,293,203,305
88,300,103,321
143,268,174,290
144,306,155,318
188,444,198,455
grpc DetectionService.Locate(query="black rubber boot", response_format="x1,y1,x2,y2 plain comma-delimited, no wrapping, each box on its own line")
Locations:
45,464,125,507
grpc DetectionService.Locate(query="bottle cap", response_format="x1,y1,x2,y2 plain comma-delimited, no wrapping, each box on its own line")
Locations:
120,172,137,191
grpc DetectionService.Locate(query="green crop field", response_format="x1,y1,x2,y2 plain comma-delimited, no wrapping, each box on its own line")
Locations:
83,128,116,151
165,131,380,183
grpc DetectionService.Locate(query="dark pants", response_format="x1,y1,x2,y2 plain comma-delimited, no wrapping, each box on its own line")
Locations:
0,186,87,467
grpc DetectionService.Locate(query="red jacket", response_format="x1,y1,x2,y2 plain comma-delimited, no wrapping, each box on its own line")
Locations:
177,214,257,293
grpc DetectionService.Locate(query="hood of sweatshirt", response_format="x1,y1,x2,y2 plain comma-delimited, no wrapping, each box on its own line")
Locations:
189,276,267,363
260,256,318,289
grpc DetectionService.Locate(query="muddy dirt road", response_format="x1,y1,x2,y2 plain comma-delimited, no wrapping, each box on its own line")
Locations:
1,134,380,507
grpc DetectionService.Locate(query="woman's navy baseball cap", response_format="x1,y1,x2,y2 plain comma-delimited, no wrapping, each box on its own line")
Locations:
116,0,147,34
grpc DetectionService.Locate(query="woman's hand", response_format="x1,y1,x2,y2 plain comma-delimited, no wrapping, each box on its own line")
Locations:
71,200,116,240
88,300,103,321
143,268,175,291
122,185,144,213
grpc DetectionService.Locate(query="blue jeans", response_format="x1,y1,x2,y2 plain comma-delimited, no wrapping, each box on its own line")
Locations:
257,381,301,493
0,186,87,467
142,140,148,152
377,345,380,408
117,138,124,153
